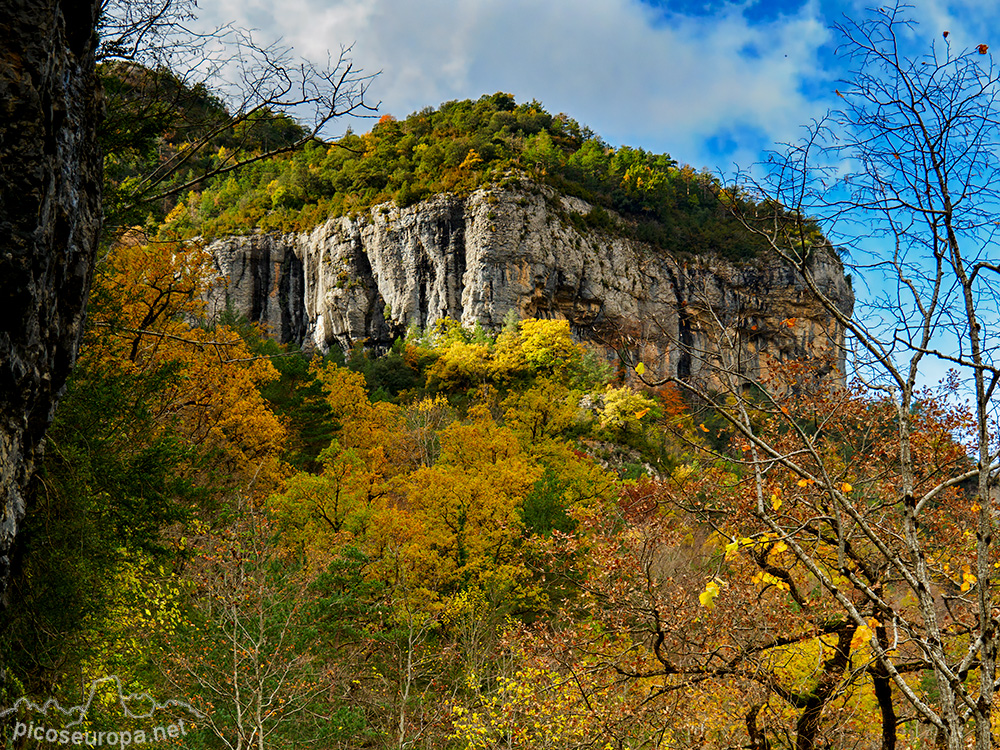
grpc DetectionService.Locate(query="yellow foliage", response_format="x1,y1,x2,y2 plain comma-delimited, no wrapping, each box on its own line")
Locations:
516,318,582,372
491,318,586,380
534,439,617,512
416,317,592,390
406,414,542,588
400,394,454,466
672,463,695,485
85,549,190,680
86,239,286,492
426,340,492,389
459,149,484,170
312,362,372,421
851,625,873,650
961,564,978,592
502,377,579,441
599,385,659,431
312,361,403,452
699,579,721,609
752,570,790,592
451,665,608,750
724,536,756,561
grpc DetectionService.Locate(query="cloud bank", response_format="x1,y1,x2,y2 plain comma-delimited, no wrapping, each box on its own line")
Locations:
194,0,999,171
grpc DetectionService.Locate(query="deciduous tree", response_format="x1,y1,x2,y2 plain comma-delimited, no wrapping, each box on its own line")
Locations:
629,6,1000,748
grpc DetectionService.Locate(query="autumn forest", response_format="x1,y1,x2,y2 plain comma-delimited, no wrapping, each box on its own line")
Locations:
4,4,1000,750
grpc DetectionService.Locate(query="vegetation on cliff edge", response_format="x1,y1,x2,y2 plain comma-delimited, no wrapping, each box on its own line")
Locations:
158,91,812,259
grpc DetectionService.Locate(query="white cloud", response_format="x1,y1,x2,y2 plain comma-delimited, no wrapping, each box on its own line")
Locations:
188,0,1000,169
192,0,837,168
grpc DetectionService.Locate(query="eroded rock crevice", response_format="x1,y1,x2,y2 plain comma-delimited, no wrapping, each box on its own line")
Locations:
205,184,854,383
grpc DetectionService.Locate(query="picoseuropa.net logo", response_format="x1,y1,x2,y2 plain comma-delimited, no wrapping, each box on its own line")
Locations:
1,676,203,747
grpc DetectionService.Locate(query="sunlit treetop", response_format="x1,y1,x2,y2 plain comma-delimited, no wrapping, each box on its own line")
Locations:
158,91,789,260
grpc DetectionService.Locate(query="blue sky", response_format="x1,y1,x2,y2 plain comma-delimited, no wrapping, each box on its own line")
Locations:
189,0,1000,387
196,0,998,177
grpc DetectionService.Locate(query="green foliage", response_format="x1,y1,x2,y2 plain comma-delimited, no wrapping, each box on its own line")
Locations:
347,339,421,401
308,547,387,645
0,236,292,711
522,467,578,536
99,61,305,234
22,37,944,745
17,291,879,750
255,343,338,472
0,362,190,696
157,92,783,259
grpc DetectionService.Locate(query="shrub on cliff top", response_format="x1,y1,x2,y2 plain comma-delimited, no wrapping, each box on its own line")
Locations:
160,93,791,260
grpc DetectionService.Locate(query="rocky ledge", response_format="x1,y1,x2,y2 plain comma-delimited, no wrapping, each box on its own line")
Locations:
205,183,854,384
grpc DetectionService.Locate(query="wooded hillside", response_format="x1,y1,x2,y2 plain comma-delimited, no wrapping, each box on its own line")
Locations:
4,6,999,748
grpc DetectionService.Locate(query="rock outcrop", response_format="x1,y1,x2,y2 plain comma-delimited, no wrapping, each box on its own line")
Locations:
206,184,853,383
0,0,103,603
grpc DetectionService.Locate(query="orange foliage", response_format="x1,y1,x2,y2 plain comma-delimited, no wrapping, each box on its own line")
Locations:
85,238,287,492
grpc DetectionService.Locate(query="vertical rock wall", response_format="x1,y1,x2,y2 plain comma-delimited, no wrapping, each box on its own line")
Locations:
0,0,103,603
206,184,854,382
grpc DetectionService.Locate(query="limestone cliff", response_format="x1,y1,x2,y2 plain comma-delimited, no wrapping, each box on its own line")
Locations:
206,184,853,382
0,0,103,603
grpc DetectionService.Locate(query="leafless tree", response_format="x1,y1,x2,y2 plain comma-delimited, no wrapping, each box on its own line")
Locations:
96,0,377,234
626,5,1000,749
170,500,330,750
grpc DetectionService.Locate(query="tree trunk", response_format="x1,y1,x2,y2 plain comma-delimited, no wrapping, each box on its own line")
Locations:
868,637,897,750
794,623,855,750
747,704,771,750
0,0,102,606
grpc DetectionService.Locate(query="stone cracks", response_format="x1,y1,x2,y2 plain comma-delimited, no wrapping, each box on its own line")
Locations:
206,184,854,383
0,0,103,602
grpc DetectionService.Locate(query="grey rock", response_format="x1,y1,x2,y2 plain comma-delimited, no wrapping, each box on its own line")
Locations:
206,183,853,383
0,1,103,603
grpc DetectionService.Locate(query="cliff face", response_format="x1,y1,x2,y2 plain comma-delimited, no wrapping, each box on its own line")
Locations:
206,184,853,382
0,0,103,601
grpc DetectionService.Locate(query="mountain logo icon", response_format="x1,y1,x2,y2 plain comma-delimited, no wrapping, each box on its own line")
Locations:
0,675,203,728
4,676,204,746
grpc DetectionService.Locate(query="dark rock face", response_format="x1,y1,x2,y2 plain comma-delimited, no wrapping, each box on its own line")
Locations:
207,233,310,344
206,185,854,383
0,0,103,603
